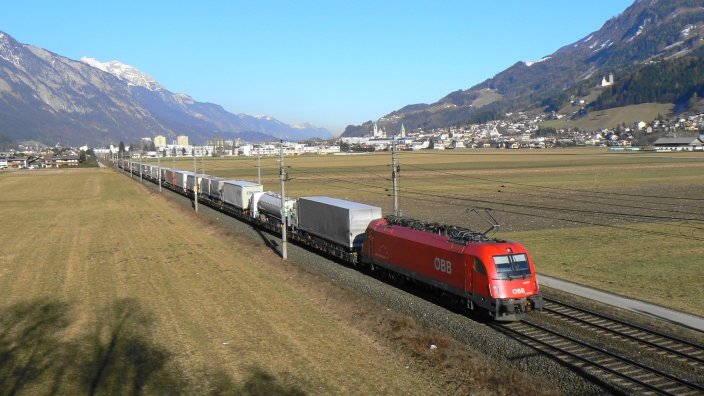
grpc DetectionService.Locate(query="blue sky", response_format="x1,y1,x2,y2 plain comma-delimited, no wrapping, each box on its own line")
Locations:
2,1,634,135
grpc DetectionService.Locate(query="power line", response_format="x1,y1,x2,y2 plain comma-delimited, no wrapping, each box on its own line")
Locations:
394,187,704,242
400,162,704,202
288,164,704,242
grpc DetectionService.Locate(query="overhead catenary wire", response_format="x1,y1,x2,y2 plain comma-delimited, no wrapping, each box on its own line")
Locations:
285,165,704,242
394,161,704,227
400,161,704,203
394,184,704,225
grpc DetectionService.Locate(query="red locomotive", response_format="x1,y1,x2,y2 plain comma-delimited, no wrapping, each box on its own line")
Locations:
362,216,543,321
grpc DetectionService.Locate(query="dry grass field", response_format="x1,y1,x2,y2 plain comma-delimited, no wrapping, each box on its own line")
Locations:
0,168,555,395
159,147,704,315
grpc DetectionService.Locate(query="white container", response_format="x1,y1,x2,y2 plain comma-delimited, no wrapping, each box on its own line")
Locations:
296,196,382,249
174,171,194,191
200,175,220,197
186,173,207,193
210,179,225,201
222,180,263,210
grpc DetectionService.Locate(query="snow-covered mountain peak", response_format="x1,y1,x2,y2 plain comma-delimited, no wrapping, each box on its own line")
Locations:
80,57,163,91
174,93,194,104
0,32,22,67
523,56,551,67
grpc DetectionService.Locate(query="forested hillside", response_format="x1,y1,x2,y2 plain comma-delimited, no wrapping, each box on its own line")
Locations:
591,55,704,112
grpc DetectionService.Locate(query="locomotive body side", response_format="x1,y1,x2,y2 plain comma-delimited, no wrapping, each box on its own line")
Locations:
362,218,543,321
362,218,470,297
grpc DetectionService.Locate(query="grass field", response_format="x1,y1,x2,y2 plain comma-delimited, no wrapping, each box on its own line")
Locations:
148,147,704,315
0,169,447,394
541,103,673,131
0,168,557,394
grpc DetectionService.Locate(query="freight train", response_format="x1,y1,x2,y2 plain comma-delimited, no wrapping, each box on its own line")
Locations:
117,159,543,321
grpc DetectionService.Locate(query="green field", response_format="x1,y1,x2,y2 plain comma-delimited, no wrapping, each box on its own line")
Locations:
145,147,704,315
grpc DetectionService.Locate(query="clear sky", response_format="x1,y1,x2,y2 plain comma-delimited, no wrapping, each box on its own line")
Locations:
2,1,634,135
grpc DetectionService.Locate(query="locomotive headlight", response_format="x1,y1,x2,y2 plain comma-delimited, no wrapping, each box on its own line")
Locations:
491,283,503,298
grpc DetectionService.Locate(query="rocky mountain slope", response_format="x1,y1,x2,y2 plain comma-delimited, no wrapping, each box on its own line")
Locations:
0,32,332,146
343,0,704,136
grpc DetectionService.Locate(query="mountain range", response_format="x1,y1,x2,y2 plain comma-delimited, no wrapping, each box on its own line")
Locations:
343,0,704,136
0,33,332,147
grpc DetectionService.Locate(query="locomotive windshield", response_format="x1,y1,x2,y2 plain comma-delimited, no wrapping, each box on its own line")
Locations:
493,254,531,280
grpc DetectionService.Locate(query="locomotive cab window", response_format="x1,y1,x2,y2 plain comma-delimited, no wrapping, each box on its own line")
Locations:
473,258,486,275
493,254,531,280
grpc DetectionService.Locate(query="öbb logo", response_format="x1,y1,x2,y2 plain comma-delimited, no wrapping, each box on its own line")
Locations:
434,257,452,274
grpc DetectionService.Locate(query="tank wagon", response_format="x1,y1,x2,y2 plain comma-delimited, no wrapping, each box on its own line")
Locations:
251,191,296,224
115,161,543,320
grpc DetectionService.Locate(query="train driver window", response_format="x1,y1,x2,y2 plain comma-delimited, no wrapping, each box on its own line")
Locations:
493,254,531,279
473,258,486,275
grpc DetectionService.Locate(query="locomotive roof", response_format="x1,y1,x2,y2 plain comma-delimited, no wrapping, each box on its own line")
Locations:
384,215,497,244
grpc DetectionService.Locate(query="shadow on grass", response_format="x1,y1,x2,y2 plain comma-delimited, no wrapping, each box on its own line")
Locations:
0,298,307,395
254,228,282,256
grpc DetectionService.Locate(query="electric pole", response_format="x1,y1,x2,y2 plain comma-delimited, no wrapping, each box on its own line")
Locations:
193,149,198,213
257,152,261,184
392,135,400,216
280,140,287,260
157,151,162,192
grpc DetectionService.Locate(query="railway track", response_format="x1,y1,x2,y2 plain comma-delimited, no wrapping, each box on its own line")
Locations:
488,297,704,395
492,319,704,395
541,298,704,369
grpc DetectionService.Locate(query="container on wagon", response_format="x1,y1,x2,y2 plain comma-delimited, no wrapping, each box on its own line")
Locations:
222,180,263,210
174,170,194,191
296,196,382,250
200,175,220,198
210,179,225,201
186,173,208,194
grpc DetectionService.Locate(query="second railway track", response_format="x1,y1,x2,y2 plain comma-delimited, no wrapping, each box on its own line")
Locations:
489,296,704,395
492,319,704,395
541,297,704,368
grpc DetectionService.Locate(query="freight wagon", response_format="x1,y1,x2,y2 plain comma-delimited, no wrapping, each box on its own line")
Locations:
295,196,382,251
222,180,263,211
